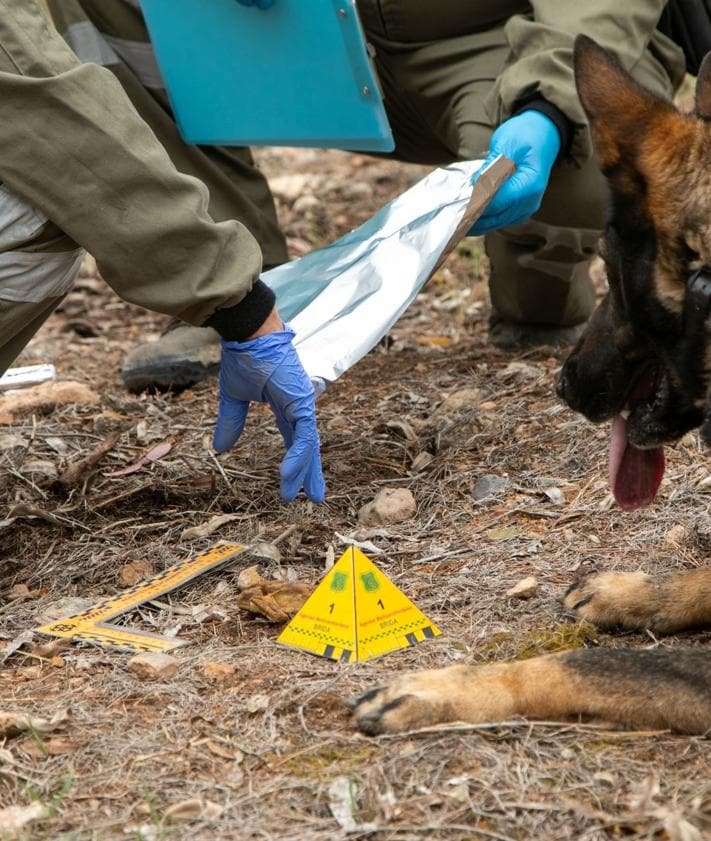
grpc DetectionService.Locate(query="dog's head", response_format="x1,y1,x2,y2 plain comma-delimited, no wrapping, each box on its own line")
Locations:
557,35,711,510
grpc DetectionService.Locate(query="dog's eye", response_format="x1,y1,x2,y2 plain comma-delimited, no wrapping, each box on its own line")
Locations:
685,243,702,268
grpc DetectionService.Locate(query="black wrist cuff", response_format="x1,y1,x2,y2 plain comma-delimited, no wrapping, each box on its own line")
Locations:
512,97,573,162
204,279,276,342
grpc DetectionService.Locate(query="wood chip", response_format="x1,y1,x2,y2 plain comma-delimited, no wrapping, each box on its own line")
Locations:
0,380,99,420
59,431,121,488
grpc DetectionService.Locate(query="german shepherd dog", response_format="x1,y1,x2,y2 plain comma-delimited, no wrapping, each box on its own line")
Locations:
351,35,711,736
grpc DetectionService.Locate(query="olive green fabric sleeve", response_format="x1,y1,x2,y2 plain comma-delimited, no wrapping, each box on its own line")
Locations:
0,2,264,328
487,0,686,164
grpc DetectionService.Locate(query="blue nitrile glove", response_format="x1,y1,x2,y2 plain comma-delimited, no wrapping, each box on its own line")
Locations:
213,327,326,503
469,110,561,236
236,0,275,8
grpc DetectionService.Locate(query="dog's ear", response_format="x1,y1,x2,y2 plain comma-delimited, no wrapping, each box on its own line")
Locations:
695,52,711,118
574,35,675,173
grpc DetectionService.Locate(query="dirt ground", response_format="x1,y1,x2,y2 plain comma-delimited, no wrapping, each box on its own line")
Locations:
0,148,709,841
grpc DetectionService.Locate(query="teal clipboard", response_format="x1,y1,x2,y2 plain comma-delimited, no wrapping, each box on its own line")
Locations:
140,0,395,152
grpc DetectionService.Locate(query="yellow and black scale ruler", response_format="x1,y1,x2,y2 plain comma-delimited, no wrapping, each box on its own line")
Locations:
35,542,247,653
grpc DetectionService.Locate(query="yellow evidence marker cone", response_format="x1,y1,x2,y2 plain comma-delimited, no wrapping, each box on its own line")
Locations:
277,546,440,662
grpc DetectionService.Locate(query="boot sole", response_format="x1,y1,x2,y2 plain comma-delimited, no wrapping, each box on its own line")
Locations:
121,359,220,393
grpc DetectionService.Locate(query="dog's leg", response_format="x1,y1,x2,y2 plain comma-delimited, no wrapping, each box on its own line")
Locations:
351,649,711,735
562,567,711,633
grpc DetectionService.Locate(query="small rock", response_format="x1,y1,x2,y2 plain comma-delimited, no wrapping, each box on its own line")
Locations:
664,524,687,545
497,361,542,381
128,652,179,680
473,474,510,502
431,388,482,418
237,566,263,591
203,662,236,682
292,194,319,214
37,597,94,624
505,576,539,600
339,181,373,201
244,694,270,714
119,559,154,586
8,583,32,600
429,388,484,447
269,174,311,202
358,487,416,526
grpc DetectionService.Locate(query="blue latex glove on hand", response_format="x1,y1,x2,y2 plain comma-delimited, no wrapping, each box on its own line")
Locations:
236,0,275,8
214,327,325,503
469,110,561,236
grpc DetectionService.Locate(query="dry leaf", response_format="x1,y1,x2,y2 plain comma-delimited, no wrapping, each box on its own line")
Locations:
0,432,28,450
164,799,223,821
236,573,312,622
0,707,70,738
0,503,67,533
0,802,48,837
2,630,34,662
181,513,243,541
660,812,704,841
28,636,70,660
119,558,154,586
486,526,521,542
203,662,236,683
334,531,384,555
106,439,172,477
328,776,377,834
416,335,454,347
20,459,58,480
542,486,565,506
23,735,79,757
205,739,244,763
251,541,282,562
190,604,228,624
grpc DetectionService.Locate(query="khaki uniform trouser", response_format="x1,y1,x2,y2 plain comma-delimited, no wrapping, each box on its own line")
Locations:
356,0,680,326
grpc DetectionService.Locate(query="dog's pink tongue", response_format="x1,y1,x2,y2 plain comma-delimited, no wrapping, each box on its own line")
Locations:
608,415,665,511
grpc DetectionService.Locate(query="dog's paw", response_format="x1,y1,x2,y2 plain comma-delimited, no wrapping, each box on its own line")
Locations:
350,670,458,735
562,570,659,630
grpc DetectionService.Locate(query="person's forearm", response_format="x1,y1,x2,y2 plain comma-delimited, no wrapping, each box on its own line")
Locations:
0,5,265,328
490,0,681,163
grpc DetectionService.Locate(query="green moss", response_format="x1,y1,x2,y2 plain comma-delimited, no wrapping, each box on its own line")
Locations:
276,744,379,779
478,622,598,661
513,621,599,660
